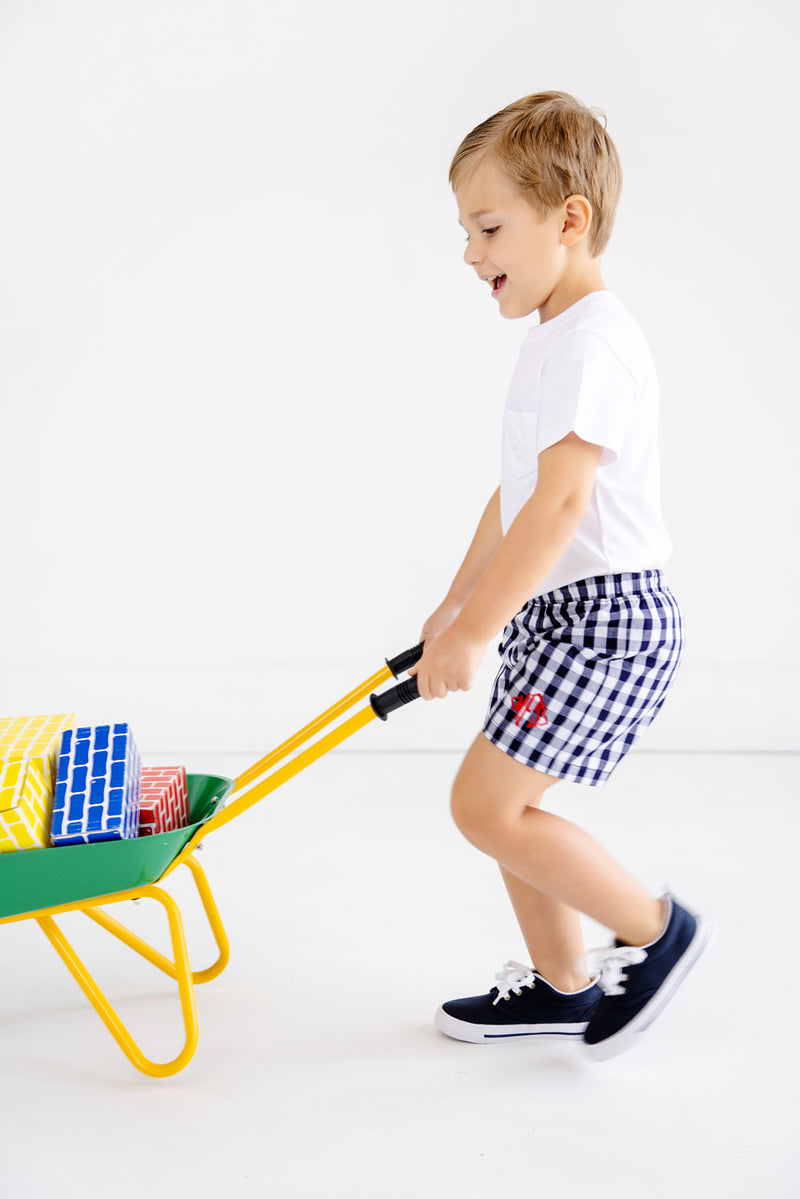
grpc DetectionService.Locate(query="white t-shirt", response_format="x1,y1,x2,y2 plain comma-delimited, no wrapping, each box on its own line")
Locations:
501,289,673,596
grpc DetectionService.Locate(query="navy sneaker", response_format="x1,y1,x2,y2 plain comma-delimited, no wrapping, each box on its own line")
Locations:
582,892,715,1061
435,961,603,1044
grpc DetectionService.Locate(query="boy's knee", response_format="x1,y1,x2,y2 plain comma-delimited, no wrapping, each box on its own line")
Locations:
450,771,503,851
450,745,557,852
449,776,476,840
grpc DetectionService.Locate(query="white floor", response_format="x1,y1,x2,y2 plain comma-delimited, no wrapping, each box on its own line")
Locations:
2,749,796,1199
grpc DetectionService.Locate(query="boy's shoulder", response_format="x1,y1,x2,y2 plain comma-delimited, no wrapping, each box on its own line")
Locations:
523,291,655,385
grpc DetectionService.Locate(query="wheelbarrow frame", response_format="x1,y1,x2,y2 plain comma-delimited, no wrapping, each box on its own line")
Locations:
0,647,422,1077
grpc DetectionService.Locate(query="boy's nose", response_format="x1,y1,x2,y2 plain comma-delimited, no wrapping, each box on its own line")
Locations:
463,242,481,268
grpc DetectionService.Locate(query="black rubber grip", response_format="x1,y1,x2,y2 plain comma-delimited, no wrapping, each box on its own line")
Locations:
369,677,421,721
385,642,425,678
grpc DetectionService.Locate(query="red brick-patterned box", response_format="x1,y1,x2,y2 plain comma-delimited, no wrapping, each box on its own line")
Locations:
138,767,189,836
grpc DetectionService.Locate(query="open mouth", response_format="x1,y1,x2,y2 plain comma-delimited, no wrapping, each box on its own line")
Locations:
492,274,507,294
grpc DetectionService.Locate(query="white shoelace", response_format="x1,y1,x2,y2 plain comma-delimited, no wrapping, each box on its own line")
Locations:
491,960,537,1005
490,945,650,1006
581,945,649,996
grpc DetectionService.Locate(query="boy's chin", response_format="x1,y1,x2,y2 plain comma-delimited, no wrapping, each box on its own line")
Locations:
500,302,536,320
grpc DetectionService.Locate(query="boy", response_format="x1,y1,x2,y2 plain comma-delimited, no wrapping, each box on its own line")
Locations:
408,91,713,1060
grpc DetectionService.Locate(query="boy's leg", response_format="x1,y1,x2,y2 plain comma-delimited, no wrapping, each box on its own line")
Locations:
499,867,593,992
458,746,591,989
451,733,665,949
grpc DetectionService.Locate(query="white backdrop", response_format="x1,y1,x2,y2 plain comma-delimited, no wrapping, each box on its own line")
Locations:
0,0,797,755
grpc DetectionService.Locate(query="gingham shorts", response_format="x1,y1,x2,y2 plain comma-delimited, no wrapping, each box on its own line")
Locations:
482,570,684,787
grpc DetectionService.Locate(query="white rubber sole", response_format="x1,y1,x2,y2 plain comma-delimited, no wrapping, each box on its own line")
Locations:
582,917,717,1062
435,1006,590,1044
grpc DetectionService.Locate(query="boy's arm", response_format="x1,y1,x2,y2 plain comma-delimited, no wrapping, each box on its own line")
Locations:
443,485,504,607
411,433,603,699
419,486,502,642
459,433,602,641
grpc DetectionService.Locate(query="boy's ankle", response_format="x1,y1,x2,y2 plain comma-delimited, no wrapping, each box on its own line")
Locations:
539,970,595,994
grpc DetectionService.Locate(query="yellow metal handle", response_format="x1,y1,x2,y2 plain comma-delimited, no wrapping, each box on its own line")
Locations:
170,704,377,873
166,664,394,873
234,663,392,794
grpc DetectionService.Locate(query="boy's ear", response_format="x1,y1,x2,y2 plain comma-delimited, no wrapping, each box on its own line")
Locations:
560,195,593,245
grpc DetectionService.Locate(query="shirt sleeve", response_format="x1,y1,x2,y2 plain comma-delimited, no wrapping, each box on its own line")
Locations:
537,330,636,467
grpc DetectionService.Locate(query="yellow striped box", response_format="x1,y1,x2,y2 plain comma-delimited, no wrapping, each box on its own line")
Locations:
0,714,76,852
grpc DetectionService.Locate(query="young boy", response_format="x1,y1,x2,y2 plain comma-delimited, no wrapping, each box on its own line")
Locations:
408,91,713,1060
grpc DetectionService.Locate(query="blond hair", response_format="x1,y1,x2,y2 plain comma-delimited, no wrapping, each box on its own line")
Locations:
449,90,623,258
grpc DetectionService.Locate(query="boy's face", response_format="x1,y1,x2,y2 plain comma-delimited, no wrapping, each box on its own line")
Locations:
455,156,593,322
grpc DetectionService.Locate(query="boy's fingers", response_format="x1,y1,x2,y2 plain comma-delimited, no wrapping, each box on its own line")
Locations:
411,667,430,700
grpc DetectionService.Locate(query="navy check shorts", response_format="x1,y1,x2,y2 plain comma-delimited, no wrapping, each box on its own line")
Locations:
482,570,684,787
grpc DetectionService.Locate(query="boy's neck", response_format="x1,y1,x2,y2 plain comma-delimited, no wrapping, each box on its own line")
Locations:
538,262,607,324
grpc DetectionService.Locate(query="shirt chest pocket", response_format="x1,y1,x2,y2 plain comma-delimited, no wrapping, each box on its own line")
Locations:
503,410,540,479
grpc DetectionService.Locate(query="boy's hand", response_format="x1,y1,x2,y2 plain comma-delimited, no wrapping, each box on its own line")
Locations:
408,622,487,700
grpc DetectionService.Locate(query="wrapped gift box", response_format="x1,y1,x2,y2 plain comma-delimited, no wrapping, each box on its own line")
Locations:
0,714,76,852
138,766,189,836
51,723,141,846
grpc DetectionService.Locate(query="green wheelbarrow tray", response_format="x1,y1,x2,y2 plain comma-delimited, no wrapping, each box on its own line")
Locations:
0,774,234,920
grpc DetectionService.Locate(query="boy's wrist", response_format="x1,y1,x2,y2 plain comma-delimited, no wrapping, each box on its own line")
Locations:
454,570,525,644
450,610,494,648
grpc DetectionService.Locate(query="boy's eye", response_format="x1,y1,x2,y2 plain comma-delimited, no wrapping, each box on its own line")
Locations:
463,226,499,242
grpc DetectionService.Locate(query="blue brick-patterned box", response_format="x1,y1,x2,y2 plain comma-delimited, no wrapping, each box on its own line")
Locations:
51,724,141,846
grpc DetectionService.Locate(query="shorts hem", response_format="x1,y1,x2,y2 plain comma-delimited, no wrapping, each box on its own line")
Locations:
480,727,614,788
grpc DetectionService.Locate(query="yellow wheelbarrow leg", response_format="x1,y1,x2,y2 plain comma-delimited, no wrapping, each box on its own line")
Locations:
181,855,230,984
81,857,230,986
36,884,199,1078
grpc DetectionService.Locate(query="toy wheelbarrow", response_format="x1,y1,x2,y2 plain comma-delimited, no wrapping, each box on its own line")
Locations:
0,645,423,1077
